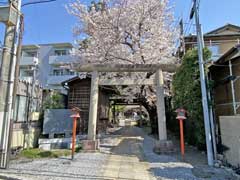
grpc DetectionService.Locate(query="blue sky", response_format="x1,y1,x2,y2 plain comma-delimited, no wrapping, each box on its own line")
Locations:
0,0,240,45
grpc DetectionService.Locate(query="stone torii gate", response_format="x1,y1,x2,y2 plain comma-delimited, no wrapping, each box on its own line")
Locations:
73,64,177,151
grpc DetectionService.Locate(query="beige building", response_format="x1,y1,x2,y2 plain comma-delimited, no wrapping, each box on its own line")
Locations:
207,25,240,167
184,24,240,61
181,24,240,167
209,45,240,116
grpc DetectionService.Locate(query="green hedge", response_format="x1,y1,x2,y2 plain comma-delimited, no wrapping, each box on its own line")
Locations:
171,48,211,149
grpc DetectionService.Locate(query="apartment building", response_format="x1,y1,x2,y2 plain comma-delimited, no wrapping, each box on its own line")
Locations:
0,43,78,148
19,42,78,94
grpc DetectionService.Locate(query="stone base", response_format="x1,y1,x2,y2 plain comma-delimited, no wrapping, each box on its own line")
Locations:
81,140,99,151
153,140,175,154
39,137,81,151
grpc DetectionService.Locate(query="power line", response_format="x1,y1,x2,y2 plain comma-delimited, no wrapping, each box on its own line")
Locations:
184,19,194,35
183,0,195,34
22,0,57,7
0,0,58,7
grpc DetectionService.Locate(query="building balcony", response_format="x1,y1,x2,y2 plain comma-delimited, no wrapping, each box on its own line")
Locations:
49,55,77,65
47,75,76,85
211,54,223,62
19,56,39,66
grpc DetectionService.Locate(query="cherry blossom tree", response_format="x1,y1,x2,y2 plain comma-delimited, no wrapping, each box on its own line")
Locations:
68,0,177,64
67,0,178,133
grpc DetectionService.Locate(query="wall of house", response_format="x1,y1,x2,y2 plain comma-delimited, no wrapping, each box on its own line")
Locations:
68,79,91,134
218,41,236,55
67,78,110,134
231,60,240,107
211,65,234,117
210,58,240,156
185,35,240,61
219,116,240,167
11,81,43,148
210,58,240,120
11,123,41,148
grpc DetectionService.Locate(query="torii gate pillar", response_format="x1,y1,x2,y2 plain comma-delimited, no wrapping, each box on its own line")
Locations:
154,69,174,153
82,71,100,151
155,69,167,141
87,71,99,140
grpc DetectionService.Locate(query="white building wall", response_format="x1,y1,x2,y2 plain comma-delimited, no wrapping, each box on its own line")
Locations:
19,43,76,93
37,45,53,89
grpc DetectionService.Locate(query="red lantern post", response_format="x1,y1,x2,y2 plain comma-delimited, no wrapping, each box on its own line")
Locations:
175,108,187,159
70,107,81,160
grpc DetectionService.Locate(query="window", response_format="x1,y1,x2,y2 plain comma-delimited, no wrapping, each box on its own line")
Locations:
65,69,75,75
13,95,40,122
53,69,64,76
54,49,68,56
13,95,27,122
52,69,75,76
31,98,39,112
19,68,33,77
208,45,220,61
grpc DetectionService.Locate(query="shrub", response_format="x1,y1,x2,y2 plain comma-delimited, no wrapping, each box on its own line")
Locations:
171,48,211,149
43,91,65,109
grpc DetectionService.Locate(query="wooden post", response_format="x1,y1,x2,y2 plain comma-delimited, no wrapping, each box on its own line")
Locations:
155,69,167,141
87,71,99,140
70,107,80,160
71,115,78,160
179,119,185,157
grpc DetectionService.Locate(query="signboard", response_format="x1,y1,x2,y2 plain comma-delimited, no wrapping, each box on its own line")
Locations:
0,5,19,26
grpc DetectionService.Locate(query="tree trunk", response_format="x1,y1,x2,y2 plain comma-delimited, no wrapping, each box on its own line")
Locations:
139,97,158,135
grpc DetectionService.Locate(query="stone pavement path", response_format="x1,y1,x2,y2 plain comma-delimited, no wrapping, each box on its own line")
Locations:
102,126,237,180
103,154,154,180
101,127,155,180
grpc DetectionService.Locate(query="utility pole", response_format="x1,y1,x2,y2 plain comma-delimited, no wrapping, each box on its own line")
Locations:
0,0,22,168
190,0,214,166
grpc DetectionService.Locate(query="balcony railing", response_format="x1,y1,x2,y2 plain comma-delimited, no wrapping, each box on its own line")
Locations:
19,76,32,83
211,54,222,62
49,55,77,65
20,56,38,66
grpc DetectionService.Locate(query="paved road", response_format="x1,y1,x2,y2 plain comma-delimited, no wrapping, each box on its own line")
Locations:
0,126,237,180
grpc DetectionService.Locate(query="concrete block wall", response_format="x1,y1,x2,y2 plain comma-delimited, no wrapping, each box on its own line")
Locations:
11,126,41,148
219,116,240,167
